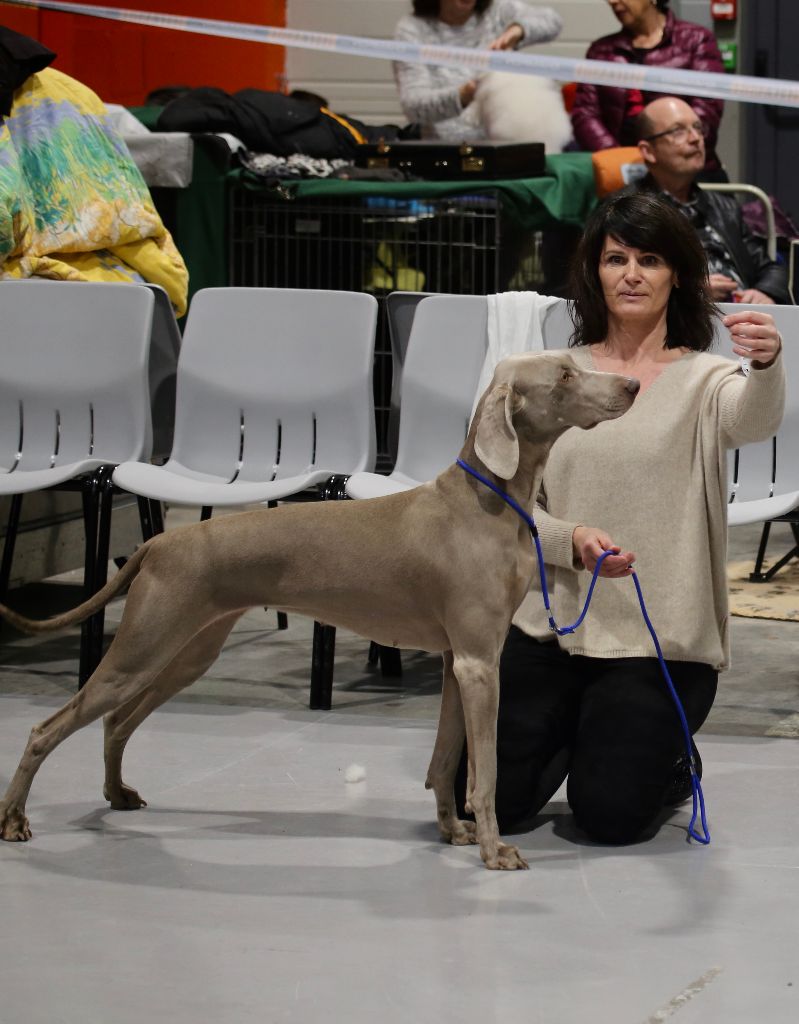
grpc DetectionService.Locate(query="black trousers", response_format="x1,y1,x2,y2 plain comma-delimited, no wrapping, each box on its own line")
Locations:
456,626,718,844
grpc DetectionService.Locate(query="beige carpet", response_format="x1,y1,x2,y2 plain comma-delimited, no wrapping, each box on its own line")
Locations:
728,559,799,621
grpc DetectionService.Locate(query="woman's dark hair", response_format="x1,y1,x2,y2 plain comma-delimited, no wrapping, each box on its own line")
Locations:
412,0,492,17
568,188,717,352
655,1,670,11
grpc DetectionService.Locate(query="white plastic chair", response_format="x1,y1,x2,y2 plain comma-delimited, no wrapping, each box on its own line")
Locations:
385,291,430,461
113,287,377,507
347,295,488,499
347,294,572,499
112,286,378,710
716,302,799,580
146,283,183,462
0,280,155,683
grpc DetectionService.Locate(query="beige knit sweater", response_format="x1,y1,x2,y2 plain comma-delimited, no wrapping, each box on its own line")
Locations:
513,346,786,670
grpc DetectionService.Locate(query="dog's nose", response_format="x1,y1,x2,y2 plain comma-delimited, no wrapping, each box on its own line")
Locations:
626,378,641,395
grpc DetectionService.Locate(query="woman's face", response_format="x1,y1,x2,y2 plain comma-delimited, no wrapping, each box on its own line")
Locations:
439,0,478,26
606,0,657,29
598,236,676,322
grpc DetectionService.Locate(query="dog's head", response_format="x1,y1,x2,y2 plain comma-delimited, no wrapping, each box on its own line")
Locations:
474,352,639,479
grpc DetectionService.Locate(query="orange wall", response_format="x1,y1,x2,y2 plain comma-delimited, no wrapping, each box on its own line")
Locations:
0,1,286,105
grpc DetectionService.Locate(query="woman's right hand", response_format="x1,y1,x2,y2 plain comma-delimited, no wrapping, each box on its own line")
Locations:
459,79,478,108
572,526,636,578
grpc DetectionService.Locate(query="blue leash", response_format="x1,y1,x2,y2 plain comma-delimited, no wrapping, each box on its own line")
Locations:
457,457,710,845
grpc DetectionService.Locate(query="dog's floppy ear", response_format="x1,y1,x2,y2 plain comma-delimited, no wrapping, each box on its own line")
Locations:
474,383,520,479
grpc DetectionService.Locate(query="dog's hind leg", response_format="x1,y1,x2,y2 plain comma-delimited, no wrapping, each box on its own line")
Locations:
426,651,477,848
103,611,244,810
0,601,222,841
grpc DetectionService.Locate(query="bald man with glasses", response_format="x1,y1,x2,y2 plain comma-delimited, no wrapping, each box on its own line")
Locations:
634,96,789,305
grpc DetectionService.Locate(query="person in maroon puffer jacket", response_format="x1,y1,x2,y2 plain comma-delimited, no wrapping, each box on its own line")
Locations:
571,0,725,178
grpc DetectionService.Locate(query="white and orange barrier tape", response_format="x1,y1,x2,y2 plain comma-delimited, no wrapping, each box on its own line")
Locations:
5,0,799,109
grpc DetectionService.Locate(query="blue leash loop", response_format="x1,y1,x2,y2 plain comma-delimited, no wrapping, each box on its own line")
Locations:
457,457,710,845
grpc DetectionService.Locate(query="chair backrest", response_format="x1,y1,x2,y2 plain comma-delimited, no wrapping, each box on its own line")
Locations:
541,298,573,349
714,302,799,505
145,283,182,461
699,183,777,260
391,292,575,482
0,280,154,472
386,290,431,460
393,294,487,482
169,287,377,481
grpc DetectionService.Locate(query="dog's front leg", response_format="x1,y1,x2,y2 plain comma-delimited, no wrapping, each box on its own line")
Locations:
426,651,477,848
455,652,528,871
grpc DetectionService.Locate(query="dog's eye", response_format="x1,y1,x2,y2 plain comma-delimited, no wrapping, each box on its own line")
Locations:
560,369,571,383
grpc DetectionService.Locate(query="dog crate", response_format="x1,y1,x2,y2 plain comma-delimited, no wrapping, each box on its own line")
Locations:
228,187,543,470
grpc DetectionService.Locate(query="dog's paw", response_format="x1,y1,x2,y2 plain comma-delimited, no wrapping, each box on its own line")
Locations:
0,804,32,842
447,819,478,846
103,782,148,810
482,842,529,871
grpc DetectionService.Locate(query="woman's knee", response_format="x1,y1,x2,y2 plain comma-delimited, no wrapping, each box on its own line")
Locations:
568,775,664,845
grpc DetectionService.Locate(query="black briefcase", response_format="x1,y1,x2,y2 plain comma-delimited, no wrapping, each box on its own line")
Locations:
354,140,546,180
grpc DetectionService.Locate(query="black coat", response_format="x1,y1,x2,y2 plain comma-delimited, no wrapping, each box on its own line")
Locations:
0,26,56,116
638,175,789,304
156,87,398,159
694,186,790,304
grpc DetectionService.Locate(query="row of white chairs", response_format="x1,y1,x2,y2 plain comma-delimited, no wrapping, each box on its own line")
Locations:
347,291,799,688
2,281,796,709
0,281,378,704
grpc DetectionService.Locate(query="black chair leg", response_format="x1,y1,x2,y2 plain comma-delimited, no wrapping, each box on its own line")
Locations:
305,477,350,708
310,621,335,710
0,493,23,623
84,468,114,678
367,641,403,676
754,535,799,581
201,506,213,522
268,499,290,626
749,519,799,582
749,522,773,581
79,474,101,688
137,495,158,541
378,645,403,677
150,499,165,535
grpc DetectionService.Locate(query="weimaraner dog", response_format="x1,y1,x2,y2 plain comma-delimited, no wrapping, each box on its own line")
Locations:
0,352,638,869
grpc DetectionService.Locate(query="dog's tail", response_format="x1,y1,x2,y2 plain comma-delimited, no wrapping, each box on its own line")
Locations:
0,545,148,635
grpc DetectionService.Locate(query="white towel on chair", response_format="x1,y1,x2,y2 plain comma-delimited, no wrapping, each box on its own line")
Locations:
470,291,561,423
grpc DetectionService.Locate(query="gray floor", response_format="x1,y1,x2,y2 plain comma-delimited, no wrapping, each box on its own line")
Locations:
1,515,797,1024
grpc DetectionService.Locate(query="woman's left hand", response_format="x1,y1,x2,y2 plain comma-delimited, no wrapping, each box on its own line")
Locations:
489,24,524,50
722,309,782,368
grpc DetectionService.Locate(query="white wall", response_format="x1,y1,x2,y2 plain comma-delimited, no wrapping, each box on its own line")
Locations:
285,1,619,124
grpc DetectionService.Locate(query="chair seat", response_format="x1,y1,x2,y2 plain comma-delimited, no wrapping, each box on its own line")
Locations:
112,459,338,506
727,491,799,527
0,458,109,494
345,470,422,500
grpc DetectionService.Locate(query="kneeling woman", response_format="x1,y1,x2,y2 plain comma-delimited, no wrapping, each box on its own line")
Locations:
460,189,785,844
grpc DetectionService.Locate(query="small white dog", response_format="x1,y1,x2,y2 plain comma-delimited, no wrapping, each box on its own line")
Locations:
470,71,573,153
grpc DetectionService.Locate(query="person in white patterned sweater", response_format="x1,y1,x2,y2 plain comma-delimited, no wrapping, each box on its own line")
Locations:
393,0,562,141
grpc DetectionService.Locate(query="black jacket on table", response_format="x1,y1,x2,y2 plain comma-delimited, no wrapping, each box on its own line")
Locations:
638,176,790,304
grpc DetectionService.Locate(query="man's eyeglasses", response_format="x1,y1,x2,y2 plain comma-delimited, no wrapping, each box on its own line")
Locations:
644,122,708,143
